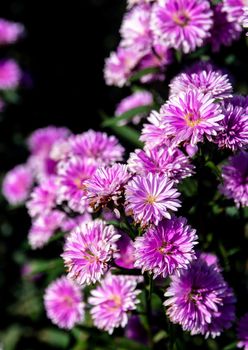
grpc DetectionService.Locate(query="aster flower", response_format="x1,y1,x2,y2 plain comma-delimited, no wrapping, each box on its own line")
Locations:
151,0,213,54
128,146,194,182
210,3,241,52
134,217,197,278
125,172,181,226
0,59,21,90
44,276,85,329
125,315,148,345
28,210,65,249
127,0,154,9
88,274,140,334
214,98,248,151
0,19,24,45
200,252,221,272
61,220,120,285
115,90,153,125
56,157,97,213
104,46,144,87
70,130,124,166
220,152,248,207
238,313,248,349
26,177,58,218
159,90,224,147
2,164,33,205
120,4,152,52
169,64,233,100
164,258,236,337
115,232,136,269
84,164,131,210
223,0,248,23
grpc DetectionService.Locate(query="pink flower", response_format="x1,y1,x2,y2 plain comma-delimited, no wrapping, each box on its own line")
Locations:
0,19,24,45
61,220,120,285
60,212,92,232
44,276,85,329
114,232,136,269
89,274,140,334
2,164,33,205
0,59,21,90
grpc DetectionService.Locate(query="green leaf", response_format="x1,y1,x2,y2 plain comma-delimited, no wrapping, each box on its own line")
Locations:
223,342,237,350
129,67,160,83
2,325,22,350
115,337,150,350
38,328,70,348
101,105,153,128
30,258,63,274
108,124,143,147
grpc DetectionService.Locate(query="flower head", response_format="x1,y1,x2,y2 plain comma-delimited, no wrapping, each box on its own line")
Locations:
128,146,194,182
0,59,21,90
84,164,131,210
220,151,248,207
70,130,124,166
61,220,120,285
159,90,224,146
223,0,248,23
2,164,33,205
115,232,136,269
134,217,198,278
89,274,140,334
125,172,181,226
0,19,24,45
44,276,84,329
151,0,213,53
164,258,236,337
238,313,248,349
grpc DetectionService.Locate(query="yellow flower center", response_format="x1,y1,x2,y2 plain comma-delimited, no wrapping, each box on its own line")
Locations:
172,11,190,27
184,112,201,127
146,195,157,204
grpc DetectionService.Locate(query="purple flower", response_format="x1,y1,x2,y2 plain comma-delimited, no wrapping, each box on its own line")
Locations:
0,19,24,45
125,172,181,226
56,157,97,213
61,220,120,285
220,152,248,207
114,232,136,269
84,164,131,211
200,252,221,272
120,4,152,53
169,64,233,100
26,177,58,217
0,59,21,90
238,313,248,349
242,7,248,35
159,90,224,146
223,0,248,23
128,146,194,182
164,258,236,337
151,0,213,54
2,164,33,205
210,3,241,52
104,46,144,87
44,276,84,329
214,97,248,151
88,274,140,334
70,130,124,166
134,217,198,278
28,210,65,249
115,90,153,125
125,315,148,344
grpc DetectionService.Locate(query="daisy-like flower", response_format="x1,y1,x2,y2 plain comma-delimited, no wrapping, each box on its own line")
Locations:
209,3,241,52
44,276,85,329
128,146,194,182
26,177,58,218
151,0,213,54
70,130,124,166
0,19,25,45
134,217,198,278
115,232,136,269
28,210,65,249
61,220,120,285
164,258,236,337
125,172,181,226
88,274,140,334
220,152,248,207
238,313,248,349
2,164,33,205
104,46,144,87
120,4,152,52
0,59,21,90
84,164,131,210
127,0,154,9
159,90,224,147
214,98,248,151
169,64,233,100
223,0,248,23
115,91,153,125
56,157,97,213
